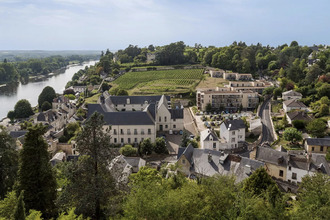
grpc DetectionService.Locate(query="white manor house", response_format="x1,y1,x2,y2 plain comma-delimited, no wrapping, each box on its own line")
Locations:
87,93,184,145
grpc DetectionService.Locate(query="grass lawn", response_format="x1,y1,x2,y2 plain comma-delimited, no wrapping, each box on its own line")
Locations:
196,75,228,88
111,69,204,95
277,137,303,150
84,93,101,104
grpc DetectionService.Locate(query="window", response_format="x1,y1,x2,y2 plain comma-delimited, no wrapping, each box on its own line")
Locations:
320,146,324,152
113,129,117,135
312,147,315,152
114,138,117,143
148,128,151,134
134,138,137,143
292,173,297,180
173,119,176,122
120,129,124,135
165,125,168,128
279,170,284,177
134,129,137,135
128,138,131,143
165,116,167,122
231,138,235,142
127,129,131,135
289,166,291,171
232,131,235,135
182,159,185,164
141,129,144,135
213,143,216,148
121,138,124,143
173,125,176,128
159,116,161,122
141,138,144,142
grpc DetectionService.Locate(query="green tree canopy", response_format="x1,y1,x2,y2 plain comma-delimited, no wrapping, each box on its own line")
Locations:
306,119,327,138
17,124,57,218
14,99,34,118
154,137,168,154
283,127,302,144
38,86,56,107
139,138,153,155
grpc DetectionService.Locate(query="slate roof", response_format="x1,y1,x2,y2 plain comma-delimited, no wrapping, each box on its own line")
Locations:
9,130,27,139
256,147,288,167
169,108,184,119
287,111,312,122
124,157,146,168
108,95,170,105
283,99,307,108
282,90,302,97
311,154,330,175
87,104,155,125
177,144,194,165
200,129,219,142
221,119,245,131
305,138,330,146
235,157,265,182
287,155,309,170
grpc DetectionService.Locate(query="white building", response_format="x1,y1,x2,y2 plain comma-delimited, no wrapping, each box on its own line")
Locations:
282,90,302,101
283,99,307,113
219,119,246,150
200,129,221,151
87,94,184,145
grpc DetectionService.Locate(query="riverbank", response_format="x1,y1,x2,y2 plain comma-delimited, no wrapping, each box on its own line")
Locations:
0,60,98,120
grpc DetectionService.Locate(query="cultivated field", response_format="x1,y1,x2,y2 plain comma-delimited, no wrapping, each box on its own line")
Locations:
111,69,204,95
196,75,228,89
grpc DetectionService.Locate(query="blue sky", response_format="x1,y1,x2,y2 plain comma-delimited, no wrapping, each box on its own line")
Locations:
0,0,329,50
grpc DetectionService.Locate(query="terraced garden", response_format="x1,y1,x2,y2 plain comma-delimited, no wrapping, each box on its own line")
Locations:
111,69,204,95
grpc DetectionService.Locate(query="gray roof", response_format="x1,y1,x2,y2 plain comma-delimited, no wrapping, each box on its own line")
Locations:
169,109,184,119
305,138,330,146
9,130,27,138
109,95,170,105
311,154,330,175
177,144,194,164
201,129,219,142
282,90,302,97
222,119,245,131
87,104,155,125
283,99,307,108
287,111,311,122
235,157,265,182
124,157,145,168
287,155,309,170
256,147,288,167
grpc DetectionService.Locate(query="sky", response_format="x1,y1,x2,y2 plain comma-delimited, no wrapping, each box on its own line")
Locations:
0,0,330,50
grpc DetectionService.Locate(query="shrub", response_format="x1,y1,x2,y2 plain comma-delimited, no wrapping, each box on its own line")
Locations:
120,145,137,156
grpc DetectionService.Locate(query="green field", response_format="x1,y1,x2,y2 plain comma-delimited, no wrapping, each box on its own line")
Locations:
111,69,204,95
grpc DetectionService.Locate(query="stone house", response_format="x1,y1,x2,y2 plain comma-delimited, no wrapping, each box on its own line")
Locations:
304,138,330,154
283,99,307,113
282,90,302,101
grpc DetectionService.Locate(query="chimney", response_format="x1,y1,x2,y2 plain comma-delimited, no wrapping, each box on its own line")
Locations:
244,165,251,175
208,152,212,163
127,98,130,104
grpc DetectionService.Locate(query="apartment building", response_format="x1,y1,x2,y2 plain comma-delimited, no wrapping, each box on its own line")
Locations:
227,81,270,94
196,87,259,111
87,94,183,145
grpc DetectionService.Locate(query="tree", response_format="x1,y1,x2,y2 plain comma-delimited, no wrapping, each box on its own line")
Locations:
306,119,327,138
59,112,114,219
294,173,330,220
273,88,282,100
206,103,212,112
120,145,137,156
292,120,305,130
17,124,57,218
180,130,189,148
139,138,153,155
7,110,15,121
281,114,288,128
14,99,34,118
318,104,329,117
154,137,168,154
101,82,110,92
148,44,155,52
317,83,330,99
283,127,302,144
41,101,52,111
0,127,18,199
38,86,56,107
0,191,17,219
116,89,128,96
14,191,26,220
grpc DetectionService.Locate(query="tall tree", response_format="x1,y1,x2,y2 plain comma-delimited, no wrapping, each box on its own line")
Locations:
14,99,34,118
0,127,18,199
17,124,57,218
14,191,26,220
59,112,114,219
38,86,56,107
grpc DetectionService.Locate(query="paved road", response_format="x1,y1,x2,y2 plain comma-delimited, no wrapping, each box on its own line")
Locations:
258,98,274,144
183,108,198,136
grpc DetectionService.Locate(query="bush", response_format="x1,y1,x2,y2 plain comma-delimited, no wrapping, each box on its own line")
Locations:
64,94,76,100
292,120,306,130
120,145,137,156
41,101,52,111
139,138,153,155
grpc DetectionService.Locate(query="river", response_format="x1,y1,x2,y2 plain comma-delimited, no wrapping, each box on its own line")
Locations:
0,60,98,120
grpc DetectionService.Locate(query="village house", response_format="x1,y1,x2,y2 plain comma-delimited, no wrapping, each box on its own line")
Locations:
304,137,330,154
177,144,264,182
209,70,224,78
87,94,184,145
283,99,308,113
219,119,246,150
286,110,312,124
200,129,221,150
282,90,303,101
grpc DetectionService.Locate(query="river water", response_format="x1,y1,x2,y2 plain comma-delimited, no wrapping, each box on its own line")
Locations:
0,60,98,120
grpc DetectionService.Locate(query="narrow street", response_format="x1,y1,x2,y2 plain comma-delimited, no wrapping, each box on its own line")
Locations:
258,98,274,144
